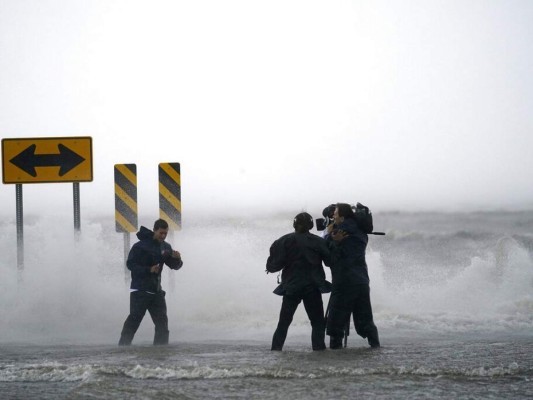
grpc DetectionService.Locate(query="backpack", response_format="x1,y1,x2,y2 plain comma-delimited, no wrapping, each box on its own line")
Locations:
354,202,373,234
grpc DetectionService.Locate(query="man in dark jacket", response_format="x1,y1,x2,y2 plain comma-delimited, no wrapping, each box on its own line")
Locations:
118,219,183,346
326,203,380,349
266,212,332,351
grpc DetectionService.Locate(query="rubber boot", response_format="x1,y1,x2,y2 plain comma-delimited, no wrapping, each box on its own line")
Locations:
330,336,343,349
367,327,380,348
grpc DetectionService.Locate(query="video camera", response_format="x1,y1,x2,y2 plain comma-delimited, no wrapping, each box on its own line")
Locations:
315,204,336,231
315,203,385,235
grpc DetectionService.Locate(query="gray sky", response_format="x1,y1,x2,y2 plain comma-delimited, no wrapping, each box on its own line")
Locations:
1,0,532,218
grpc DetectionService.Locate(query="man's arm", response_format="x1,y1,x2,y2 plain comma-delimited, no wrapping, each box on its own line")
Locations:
163,244,183,270
317,237,333,267
266,237,286,273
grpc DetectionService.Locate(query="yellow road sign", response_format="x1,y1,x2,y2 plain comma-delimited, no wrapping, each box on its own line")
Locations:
114,163,138,233
159,162,181,230
2,137,93,184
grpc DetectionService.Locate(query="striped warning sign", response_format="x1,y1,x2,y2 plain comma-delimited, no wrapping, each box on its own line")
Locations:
114,163,138,233
159,162,181,230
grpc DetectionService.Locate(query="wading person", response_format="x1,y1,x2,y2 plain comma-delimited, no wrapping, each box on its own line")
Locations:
326,203,380,349
118,219,183,346
266,212,332,351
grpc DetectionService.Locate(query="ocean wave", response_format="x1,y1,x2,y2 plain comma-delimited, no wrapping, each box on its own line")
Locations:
123,364,315,380
0,363,317,382
318,363,525,378
1,361,529,382
376,308,533,334
0,214,532,345
378,229,498,243
0,361,94,382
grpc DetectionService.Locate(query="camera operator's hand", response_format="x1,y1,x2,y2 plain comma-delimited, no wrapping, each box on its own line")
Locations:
171,250,181,259
331,229,348,242
150,264,161,273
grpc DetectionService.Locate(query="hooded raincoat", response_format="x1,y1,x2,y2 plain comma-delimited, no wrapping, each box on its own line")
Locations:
127,226,183,293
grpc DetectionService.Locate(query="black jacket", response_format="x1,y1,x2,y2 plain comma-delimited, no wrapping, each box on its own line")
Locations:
266,232,332,296
326,217,369,287
127,226,183,293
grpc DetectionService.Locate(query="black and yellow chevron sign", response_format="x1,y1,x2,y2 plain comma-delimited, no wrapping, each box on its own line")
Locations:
159,162,181,230
114,164,138,233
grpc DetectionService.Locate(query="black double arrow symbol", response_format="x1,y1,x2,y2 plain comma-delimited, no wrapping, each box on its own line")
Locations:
9,144,85,177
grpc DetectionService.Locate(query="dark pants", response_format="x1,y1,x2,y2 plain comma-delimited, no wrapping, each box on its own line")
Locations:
272,289,326,351
326,284,380,348
119,290,169,346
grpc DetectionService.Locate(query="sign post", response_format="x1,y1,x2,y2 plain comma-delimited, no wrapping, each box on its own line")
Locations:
2,136,93,271
16,184,23,276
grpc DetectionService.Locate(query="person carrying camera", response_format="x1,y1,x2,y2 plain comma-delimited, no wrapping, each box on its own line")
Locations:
326,203,380,349
118,219,183,346
266,212,332,351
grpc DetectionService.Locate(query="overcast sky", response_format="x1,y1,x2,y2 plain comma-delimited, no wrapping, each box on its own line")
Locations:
1,0,532,218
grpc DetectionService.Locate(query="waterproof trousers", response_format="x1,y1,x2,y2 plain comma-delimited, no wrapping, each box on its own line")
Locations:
326,284,380,348
271,289,326,351
119,290,169,346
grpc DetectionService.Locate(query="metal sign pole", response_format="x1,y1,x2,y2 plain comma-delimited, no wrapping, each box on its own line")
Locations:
167,230,176,292
123,232,130,284
73,182,81,237
16,184,24,275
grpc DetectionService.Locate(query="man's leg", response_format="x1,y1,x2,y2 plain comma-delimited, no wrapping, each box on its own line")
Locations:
302,289,326,351
119,291,149,346
326,291,351,349
148,291,169,345
352,285,380,348
271,295,300,351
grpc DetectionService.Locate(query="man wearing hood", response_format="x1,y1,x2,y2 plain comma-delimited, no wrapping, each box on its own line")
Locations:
326,203,380,349
266,212,332,351
119,219,183,346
